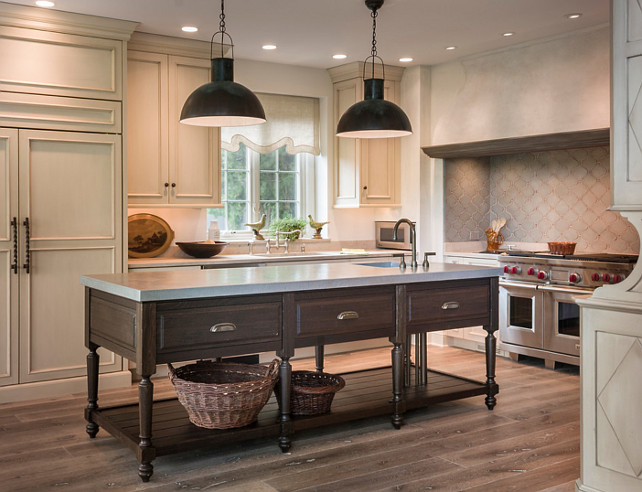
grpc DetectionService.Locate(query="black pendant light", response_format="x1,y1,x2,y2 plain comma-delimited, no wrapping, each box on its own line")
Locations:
336,0,412,138
180,0,266,127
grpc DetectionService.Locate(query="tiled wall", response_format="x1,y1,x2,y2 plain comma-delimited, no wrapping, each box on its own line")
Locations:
444,146,640,254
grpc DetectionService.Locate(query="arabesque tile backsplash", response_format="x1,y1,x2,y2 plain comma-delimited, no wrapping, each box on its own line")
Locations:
444,146,640,254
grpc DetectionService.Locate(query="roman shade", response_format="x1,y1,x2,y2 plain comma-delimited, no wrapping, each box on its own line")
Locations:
221,93,320,155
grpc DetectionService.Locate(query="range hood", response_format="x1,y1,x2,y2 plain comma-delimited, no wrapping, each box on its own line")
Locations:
422,128,609,159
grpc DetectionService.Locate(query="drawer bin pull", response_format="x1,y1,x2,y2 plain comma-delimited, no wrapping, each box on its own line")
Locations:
337,311,359,320
210,323,237,333
441,301,460,310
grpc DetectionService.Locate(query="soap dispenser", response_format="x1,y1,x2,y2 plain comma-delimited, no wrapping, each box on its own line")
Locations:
207,221,220,241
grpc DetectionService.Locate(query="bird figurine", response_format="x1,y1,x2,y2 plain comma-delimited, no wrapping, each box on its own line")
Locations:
308,215,329,239
244,214,266,240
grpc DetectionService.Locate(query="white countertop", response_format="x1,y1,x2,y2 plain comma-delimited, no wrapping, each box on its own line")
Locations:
82,261,503,302
127,249,396,269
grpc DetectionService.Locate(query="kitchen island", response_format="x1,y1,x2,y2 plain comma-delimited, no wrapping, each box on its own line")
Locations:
81,261,502,481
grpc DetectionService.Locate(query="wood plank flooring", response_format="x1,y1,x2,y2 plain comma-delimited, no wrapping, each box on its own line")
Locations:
0,346,580,491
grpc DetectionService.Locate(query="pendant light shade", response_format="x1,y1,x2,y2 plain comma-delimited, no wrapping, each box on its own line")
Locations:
337,78,411,138
180,0,265,127
336,0,412,139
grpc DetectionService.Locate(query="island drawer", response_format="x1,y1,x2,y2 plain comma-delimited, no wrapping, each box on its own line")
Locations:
155,295,282,360
293,286,395,342
406,279,490,332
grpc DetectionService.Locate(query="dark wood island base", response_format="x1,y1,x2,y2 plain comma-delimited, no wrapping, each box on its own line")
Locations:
83,271,499,482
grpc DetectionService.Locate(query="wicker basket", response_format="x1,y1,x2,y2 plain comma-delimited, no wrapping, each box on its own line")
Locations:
168,359,279,429
548,241,577,255
276,371,346,416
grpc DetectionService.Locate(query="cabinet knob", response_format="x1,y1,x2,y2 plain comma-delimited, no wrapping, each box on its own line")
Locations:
164,182,169,188
171,183,176,188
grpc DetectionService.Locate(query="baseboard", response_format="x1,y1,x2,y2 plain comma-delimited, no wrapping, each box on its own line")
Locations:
0,370,132,403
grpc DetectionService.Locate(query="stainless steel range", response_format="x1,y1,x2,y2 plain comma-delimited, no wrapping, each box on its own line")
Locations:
498,252,637,368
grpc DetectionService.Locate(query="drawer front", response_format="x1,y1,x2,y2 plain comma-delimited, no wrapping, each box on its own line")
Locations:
295,288,395,338
407,282,490,332
157,299,281,354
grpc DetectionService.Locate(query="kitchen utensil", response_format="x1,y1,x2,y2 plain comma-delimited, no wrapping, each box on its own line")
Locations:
176,240,228,258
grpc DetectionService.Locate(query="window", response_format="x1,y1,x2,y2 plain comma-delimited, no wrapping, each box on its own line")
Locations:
208,144,315,235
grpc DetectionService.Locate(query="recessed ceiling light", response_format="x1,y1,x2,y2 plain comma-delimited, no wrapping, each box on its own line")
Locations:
333,54,347,60
35,0,55,7
566,13,582,19
445,46,457,51
262,44,277,50
399,57,413,63
181,26,198,33
502,32,515,37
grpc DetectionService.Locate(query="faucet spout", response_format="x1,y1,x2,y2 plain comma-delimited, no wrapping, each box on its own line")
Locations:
393,218,417,269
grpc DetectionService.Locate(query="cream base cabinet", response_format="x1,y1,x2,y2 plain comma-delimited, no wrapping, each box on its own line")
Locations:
127,50,221,207
328,62,404,208
0,129,123,387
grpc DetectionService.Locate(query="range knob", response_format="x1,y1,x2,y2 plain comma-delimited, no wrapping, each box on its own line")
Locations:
591,273,601,282
603,273,611,283
613,274,624,284
527,267,536,276
510,266,521,274
537,271,548,280
503,266,510,273
569,273,581,283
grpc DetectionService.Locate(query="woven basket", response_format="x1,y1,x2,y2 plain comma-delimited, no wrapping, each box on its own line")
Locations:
276,371,346,416
548,241,577,255
168,359,279,429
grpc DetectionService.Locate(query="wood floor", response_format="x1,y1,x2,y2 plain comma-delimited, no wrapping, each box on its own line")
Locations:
0,346,580,491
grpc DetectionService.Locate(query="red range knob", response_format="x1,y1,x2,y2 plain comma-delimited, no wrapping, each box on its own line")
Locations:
537,271,548,280
591,273,601,282
527,267,536,276
504,266,510,273
510,266,521,274
613,274,624,283
603,273,611,283
569,273,581,283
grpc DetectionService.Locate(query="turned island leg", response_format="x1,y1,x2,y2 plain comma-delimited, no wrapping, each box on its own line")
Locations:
391,341,405,429
277,357,293,452
137,375,155,482
315,345,324,372
483,327,499,410
85,343,100,438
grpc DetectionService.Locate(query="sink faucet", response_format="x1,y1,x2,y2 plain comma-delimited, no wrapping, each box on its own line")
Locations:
393,218,417,269
266,230,302,254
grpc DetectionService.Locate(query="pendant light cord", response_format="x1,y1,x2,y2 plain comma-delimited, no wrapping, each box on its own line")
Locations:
370,8,377,79
210,0,234,60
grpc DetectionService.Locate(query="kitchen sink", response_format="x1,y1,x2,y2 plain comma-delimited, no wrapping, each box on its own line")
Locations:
356,261,402,268
250,251,333,258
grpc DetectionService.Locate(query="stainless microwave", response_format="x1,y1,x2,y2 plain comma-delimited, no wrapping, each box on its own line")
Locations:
375,220,412,250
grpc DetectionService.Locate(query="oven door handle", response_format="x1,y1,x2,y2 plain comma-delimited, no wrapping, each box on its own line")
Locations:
537,284,593,295
499,279,539,290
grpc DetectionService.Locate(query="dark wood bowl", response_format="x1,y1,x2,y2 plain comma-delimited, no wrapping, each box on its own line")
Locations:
176,241,228,258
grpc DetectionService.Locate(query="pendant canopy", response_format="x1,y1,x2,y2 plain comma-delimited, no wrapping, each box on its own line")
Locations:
180,0,265,127
336,0,412,139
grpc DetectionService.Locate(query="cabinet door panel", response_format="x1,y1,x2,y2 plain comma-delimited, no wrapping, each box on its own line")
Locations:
0,26,121,100
20,248,120,382
0,129,18,386
20,131,119,239
168,56,221,206
127,51,169,204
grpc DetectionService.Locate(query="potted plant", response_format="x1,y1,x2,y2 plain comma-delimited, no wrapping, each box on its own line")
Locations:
268,217,307,241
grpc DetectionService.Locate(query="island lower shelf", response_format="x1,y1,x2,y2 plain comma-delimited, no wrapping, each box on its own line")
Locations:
89,367,489,458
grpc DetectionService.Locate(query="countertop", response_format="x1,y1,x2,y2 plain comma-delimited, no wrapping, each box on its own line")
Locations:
82,261,503,302
127,249,396,269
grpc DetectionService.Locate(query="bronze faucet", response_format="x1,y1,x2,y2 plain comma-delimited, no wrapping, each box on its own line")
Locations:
393,218,417,268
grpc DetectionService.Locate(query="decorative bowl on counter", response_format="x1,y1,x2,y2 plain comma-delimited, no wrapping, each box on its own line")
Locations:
176,240,228,258
547,241,577,255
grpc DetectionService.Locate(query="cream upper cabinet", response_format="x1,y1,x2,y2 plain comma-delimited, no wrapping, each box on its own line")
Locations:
611,0,642,210
329,62,404,208
127,50,221,207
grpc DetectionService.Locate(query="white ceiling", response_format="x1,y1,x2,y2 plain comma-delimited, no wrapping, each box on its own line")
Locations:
6,0,610,68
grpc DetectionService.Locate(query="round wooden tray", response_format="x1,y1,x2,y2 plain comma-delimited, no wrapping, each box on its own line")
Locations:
127,213,175,258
